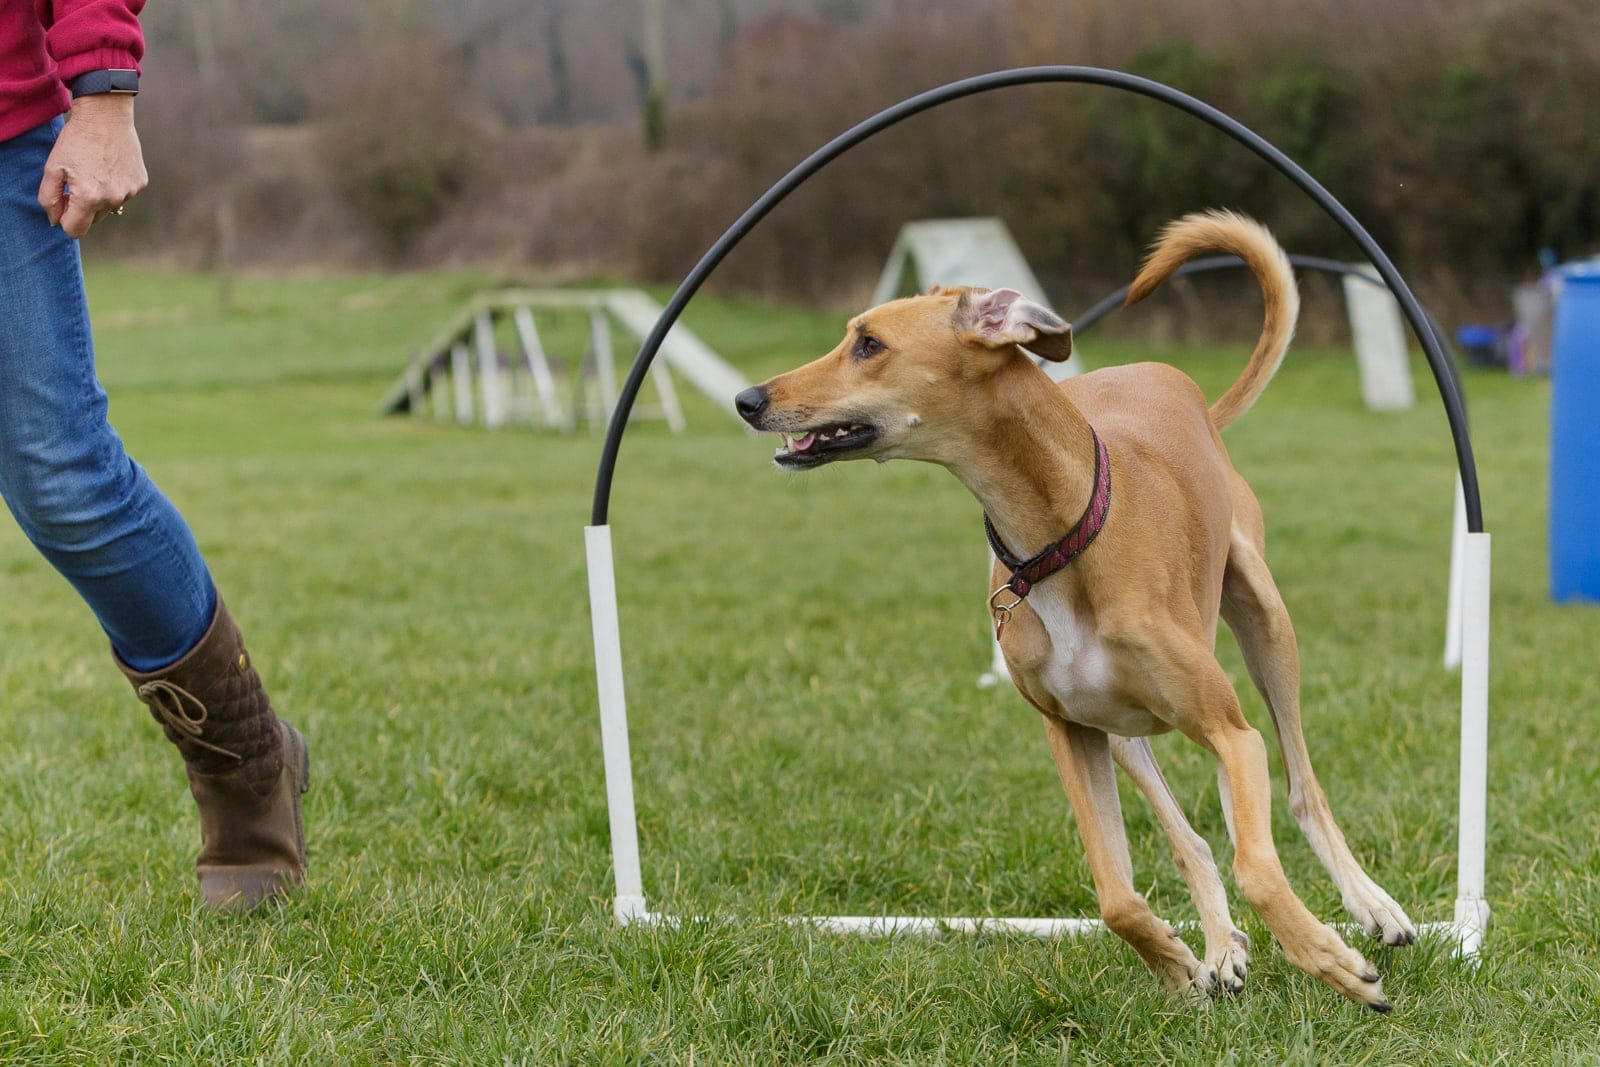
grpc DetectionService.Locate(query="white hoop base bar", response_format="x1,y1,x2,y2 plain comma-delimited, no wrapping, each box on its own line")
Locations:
586,525,1493,959
614,908,1486,959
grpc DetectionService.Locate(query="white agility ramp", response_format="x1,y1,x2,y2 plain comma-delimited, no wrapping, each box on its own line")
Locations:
381,289,751,432
584,520,1492,957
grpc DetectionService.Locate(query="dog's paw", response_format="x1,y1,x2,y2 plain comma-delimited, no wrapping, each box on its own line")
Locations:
1205,928,1250,995
1152,925,1212,1000
1185,961,1221,999
1160,957,1222,1002
1285,923,1392,1012
1342,879,1418,946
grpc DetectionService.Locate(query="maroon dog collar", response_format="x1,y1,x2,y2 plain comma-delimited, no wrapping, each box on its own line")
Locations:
985,429,1111,637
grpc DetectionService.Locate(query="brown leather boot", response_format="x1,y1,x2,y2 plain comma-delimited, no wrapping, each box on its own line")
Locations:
116,599,310,910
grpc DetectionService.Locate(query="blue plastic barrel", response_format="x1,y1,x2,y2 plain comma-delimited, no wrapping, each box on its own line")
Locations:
1549,267,1600,603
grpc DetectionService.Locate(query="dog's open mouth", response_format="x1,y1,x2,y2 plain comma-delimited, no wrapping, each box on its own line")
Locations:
773,422,879,468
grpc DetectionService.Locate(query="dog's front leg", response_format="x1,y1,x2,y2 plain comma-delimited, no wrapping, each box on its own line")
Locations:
1043,717,1209,997
1108,628,1391,1009
1187,683,1393,1010
1111,735,1250,996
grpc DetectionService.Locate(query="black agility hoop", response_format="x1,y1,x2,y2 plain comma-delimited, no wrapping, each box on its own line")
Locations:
582,66,1495,956
589,65,1484,534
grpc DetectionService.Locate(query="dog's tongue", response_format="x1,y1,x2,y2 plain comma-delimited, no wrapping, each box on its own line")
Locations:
794,432,818,452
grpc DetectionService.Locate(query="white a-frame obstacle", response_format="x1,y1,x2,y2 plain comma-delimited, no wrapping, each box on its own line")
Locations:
381,289,752,433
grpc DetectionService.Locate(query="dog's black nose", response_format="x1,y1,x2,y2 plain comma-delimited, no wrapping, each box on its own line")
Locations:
734,385,770,423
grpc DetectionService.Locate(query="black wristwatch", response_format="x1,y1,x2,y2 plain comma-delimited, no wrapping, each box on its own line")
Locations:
69,69,139,98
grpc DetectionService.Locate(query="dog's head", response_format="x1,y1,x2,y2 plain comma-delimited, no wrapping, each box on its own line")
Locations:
734,286,1072,469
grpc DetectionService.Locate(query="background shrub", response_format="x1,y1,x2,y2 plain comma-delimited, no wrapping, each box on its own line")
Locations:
117,0,1600,323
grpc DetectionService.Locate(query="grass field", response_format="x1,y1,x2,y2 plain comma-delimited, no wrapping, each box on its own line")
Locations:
0,264,1596,1064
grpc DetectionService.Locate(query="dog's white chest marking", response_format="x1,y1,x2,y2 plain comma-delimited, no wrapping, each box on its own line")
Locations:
1028,587,1163,736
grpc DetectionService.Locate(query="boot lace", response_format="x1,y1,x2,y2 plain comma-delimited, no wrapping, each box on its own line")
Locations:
137,680,243,761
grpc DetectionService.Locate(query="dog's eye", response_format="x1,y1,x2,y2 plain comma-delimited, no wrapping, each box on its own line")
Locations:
853,335,885,359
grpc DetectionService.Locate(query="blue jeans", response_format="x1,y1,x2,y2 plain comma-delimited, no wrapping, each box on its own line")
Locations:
0,118,215,671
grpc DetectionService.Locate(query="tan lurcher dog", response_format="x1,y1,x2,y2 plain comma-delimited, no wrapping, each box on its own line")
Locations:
733,211,1415,1011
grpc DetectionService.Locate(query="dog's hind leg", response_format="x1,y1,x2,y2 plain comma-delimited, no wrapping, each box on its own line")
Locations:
1111,735,1250,994
1220,526,1417,946
1043,717,1212,997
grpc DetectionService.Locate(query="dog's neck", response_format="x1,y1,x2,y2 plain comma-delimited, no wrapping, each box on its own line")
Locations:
944,357,1099,561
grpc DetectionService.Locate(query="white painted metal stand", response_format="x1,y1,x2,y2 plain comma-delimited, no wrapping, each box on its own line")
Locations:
585,524,1492,956
586,525,648,925
1444,476,1469,670
1451,532,1492,957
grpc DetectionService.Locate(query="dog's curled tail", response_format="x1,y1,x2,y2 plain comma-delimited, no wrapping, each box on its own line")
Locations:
1125,209,1300,430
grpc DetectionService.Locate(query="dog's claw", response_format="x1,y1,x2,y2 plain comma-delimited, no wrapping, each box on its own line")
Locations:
1370,999,1393,1014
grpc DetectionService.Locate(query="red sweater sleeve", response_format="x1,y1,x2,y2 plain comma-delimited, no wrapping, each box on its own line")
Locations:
39,0,146,84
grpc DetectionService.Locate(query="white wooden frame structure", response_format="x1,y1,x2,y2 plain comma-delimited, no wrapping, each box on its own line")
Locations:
382,289,754,433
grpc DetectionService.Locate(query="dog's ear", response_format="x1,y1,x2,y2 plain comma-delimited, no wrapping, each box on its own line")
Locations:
954,288,1073,362
924,284,974,298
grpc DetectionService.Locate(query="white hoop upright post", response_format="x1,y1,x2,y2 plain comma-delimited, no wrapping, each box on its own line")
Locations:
585,524,649,924
1444,476,1469,670
1453,531,1492,956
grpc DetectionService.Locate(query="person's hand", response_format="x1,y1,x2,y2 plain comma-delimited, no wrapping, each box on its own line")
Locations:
37,94,148,239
